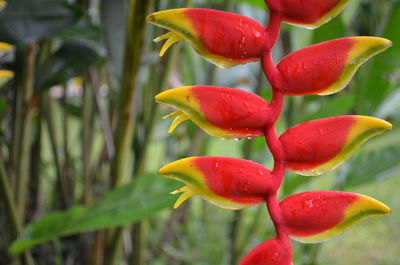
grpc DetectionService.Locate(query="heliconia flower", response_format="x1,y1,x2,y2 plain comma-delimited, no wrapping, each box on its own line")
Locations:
239,238,293,265
158,156,274,210
280,191,391,243
146,8,268,68
155,86,272,139
0,42,13,57
265,0,351,28
279,115,392,176
0,70,14,87
277,37,391,96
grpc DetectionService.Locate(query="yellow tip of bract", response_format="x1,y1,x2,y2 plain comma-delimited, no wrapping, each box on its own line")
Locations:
282,191,391,243
158,157,195,178
356,194,391,215
319,37,392,96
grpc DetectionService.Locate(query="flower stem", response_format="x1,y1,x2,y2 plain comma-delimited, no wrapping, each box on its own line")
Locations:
263,8,294,262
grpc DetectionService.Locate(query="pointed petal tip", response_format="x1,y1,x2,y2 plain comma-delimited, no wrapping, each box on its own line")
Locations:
356,116,393,131
168,115,188,133
158,165,168,177
158,157,195,178
173,190,195,209
358,194,392,215
146,14,155,23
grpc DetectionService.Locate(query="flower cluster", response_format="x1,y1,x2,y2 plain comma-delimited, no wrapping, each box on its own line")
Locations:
148,1,392,264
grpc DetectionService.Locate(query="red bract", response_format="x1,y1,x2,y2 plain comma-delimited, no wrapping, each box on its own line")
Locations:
280,191,391,243
277,37,391,96
159,157,274,209
156,86,272,139
239,239,293,265
147,8,269,68
280,115,392,176
265,0,351,28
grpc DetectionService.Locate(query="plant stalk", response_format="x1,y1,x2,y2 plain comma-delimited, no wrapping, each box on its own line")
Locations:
110,0,151,188
15,43,36,219
106,0,152,264
44,95,70,209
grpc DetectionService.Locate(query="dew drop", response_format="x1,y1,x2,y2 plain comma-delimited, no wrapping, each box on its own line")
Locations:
213,161,219,170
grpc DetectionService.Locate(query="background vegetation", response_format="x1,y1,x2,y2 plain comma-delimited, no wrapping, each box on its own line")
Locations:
0,0,399,264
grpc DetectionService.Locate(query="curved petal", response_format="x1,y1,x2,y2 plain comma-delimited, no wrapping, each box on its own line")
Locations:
280,116,392,176
156,86,272,139
146,8,268,68
280,191,391,243
239,238,293,265
265,0,351,28
277,37,391,96
159,157,274,210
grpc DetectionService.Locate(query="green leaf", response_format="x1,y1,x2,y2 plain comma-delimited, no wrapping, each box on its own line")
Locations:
9,174,180,254
290,26,313,51
341,0,362,26
357,4,400,114
299,93,354,122
312,15,345,44
375,89,400,121
282,173,314,195
233,0,267,9
0,0,82,44
335,144,400,189
35,40,106,91
100,0,128,79
56,20,103,43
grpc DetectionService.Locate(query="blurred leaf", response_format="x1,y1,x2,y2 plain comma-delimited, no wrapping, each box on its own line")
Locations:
356,4,400,114
282,173,314,195
35,40,106,91
10,174,180,254
290,26,313,51
56,20,103,42
312,15,345,44
0,0,82,44
100,0,128,79
234,0,267,9
299,93,354,122
341,0,362,26
335,144,400,189
375,88,400,121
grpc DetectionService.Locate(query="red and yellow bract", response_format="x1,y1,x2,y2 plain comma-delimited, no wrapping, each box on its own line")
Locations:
280,191,391,243
280,115,392,176
146,8,268,68
265,0,351,28
156,86,272,139
159,157,274,210
277,37,391,96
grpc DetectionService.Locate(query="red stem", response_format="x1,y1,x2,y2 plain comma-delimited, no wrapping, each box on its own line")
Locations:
265,11,282,50
262,9,293,260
